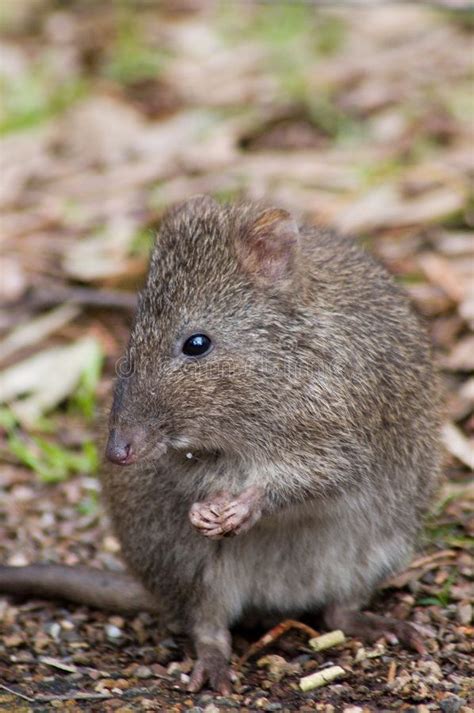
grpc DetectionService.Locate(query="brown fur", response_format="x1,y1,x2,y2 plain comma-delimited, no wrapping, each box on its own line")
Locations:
104,196,440,684
0,196,441,692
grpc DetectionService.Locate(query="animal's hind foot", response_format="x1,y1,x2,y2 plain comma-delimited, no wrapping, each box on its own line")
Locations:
187,644,233,695
324,604,426,654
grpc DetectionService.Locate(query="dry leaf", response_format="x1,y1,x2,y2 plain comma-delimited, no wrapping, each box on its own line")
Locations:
335,184,465,234
0,337,101,426
418,253,466,303
442,422,474,470
445,336,474,372
0,305,80,363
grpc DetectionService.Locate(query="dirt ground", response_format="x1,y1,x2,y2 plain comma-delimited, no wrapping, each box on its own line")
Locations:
0,2,472,711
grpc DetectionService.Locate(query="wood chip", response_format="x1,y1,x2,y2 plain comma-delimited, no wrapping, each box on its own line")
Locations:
309,630,346,652
387,660,397,684
299,665,345,692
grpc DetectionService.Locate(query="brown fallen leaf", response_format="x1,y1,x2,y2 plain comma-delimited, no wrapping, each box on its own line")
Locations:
384,550,458,589
0,305,80,364
335,184,465,234
418,253,466,304
445,336,474,372
442,422,474,470
0,337,102,426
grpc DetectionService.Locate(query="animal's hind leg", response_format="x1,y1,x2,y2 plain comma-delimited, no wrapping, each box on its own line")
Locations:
324,603,425,654
187,614,233,694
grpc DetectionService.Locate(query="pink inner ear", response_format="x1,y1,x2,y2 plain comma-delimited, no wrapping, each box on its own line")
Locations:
239,208,299,282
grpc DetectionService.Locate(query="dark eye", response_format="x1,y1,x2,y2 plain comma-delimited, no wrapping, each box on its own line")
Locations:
182,333,212,358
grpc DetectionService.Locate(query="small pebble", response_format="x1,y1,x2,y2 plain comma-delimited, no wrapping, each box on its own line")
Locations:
257,654,300,681
213,699,240,708
456,601,472,625
48,622,61,641
103,535,121,553
204,705,220,713
199,695,213,704
135,665,153,679
105,624,123,640
440,696,467,713
7,553,29,566
60,619,74,631
167,662,182,676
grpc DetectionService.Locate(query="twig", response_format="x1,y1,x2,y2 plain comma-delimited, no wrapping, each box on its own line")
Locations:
383,549,457,589
238,619,319,667
387,660,397,684
409,550,457,570
0,683,34,703
39,656,78,673
25,286,137,312
35,692,113,702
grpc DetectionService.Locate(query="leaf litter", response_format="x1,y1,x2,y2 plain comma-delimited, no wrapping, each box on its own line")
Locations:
0,2,472,711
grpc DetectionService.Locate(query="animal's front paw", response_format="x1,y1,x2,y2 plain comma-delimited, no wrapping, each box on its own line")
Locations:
189,493,231,540
217,496,262,537
189,486,263,540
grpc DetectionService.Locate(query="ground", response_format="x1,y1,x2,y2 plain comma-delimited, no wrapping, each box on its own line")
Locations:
0,2,472,711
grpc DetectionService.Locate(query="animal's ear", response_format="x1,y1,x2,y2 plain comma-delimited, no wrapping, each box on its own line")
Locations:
236,208,300,284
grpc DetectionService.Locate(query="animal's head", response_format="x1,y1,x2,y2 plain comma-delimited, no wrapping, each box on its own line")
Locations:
105,195,305,466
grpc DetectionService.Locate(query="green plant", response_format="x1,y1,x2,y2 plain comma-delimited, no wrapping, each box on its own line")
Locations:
418,571,457,608
8,432,98,484
0,69,86,135
129,228,154,258
69,342,104,422
1,338,103,483
77,490,100,516
103,11,168,85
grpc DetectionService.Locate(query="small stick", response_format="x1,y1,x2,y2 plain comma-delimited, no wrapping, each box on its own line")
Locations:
238,619,319,667
387,660,397,684
299,665,345,692
36,692,113,702
309,629,345,652
24,286,137,311
0,683,34,703
407,549,457,570
39,656,78,673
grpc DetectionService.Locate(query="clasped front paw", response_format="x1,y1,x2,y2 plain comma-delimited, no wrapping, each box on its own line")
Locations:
189,488,262,540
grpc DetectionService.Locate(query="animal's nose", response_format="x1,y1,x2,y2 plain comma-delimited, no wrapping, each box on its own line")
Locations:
105,429,136,465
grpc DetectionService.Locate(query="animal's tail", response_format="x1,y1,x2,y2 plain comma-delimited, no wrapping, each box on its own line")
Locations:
0,565,157,613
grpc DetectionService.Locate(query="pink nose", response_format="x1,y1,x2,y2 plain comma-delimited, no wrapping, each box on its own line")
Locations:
105,430,136,465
